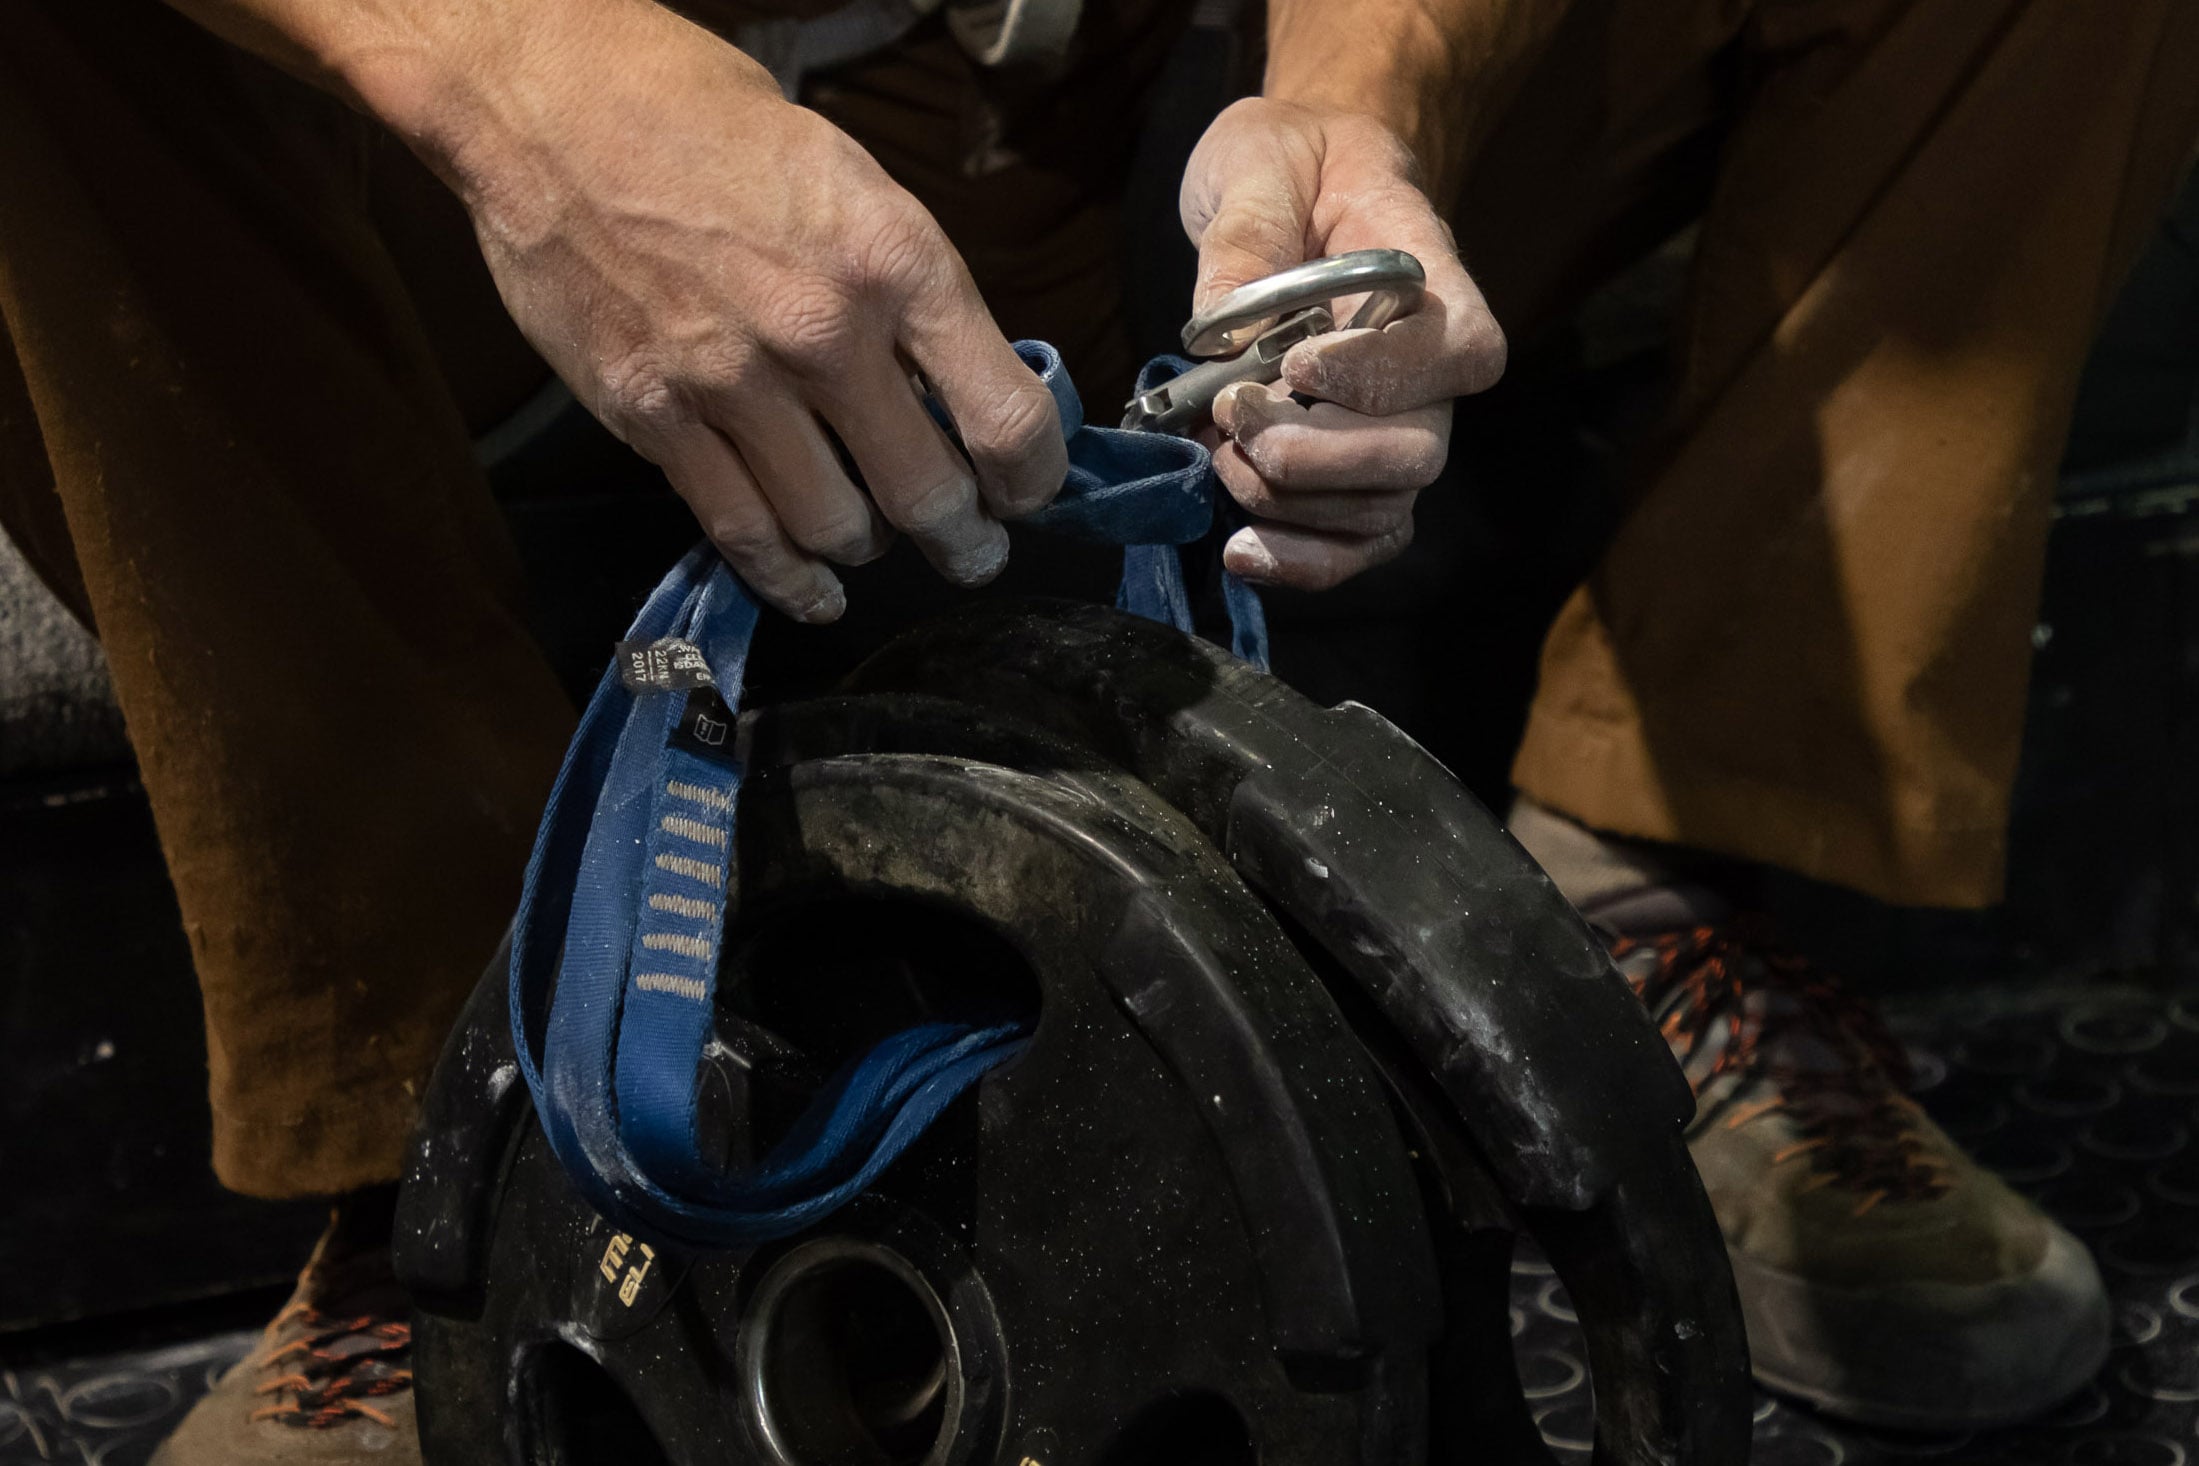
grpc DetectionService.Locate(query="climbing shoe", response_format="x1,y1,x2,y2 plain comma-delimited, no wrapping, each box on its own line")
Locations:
1511,799,2111,1431
152,1187,417,1465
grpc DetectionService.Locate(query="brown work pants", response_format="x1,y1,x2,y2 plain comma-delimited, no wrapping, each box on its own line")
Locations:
1484,0,2199,911
1,0,2193,1197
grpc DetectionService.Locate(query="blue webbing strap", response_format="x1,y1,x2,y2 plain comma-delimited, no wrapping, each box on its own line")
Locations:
1021,348,1268,666
510,340,1263,1247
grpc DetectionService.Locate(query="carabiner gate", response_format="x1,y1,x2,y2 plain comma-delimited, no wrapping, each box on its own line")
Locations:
1120,248,1427,433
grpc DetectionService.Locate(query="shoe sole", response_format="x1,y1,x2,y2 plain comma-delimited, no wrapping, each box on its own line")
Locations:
1733,1225,2112,1433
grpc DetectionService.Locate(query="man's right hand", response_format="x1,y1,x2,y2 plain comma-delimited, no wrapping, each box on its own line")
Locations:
344,0,1067,620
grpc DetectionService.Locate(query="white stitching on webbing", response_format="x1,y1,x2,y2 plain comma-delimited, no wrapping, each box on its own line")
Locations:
642,931,713,960
660,814,728,849
665,780,732,812
654,853,724,886
634,972,709,1002
648,892,715,920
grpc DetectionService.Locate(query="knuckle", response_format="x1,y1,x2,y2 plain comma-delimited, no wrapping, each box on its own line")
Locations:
1400,436,1449,491
1227,478,1280,520
703,513,785,566
1458,320,1509,395
794,506,879,562
1236,431,1288,483
760,279,859,374
1213,450,1265,508
891,472,977,537
854,210,945,295
963,379,1060,467
1205,199,1301,274
691,338,759,399
596,355,687,442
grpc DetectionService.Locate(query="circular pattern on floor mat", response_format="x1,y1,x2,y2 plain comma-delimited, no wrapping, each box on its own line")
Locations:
0,1332,253,1466
1508,982,2199,1466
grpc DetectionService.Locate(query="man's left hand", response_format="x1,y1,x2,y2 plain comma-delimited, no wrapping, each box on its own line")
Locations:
1181,98,1506,591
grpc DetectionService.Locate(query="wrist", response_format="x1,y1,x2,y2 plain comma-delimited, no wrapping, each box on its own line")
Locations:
1262,6,1464,201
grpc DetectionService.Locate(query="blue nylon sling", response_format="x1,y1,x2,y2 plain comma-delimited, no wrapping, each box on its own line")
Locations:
509,341,1266,1247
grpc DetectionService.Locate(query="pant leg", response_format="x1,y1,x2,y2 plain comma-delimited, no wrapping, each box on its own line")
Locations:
0,0,574,1196
1509,0,2199,908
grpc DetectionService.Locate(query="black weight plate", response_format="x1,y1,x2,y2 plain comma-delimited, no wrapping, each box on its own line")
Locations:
823,600,1752,1466
403,751,1438,1466
749,694,1558,1463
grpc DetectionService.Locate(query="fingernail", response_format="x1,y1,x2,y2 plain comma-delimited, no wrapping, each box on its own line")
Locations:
947,520,1011,587
1222,528,1278,582
1224,382,1288,438
798,581,848,624
1215,382,1255,432
1287,348,1330,397
999,475,1058,519
846,531,893,567
997,443,1069,519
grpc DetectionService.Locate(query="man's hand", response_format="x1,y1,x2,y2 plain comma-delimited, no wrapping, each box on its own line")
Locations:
351,0,1067,621
1181,98,1506,591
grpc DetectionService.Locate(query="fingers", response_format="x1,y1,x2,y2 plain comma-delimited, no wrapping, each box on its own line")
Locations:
651,427,849,622
710,386,895,568
900,259,1067,520
816,358,1011,588
659,260,1055,605
1214,383,1449,493
1217,472,1417,536
1213,430,1416,556
1207,384,1438,594
1281,305,1506,419
1286,192,1507,418
1222,519,1416,593
1215,451,1416,535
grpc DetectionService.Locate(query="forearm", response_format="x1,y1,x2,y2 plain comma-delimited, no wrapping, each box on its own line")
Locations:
156,0,543,111
1263,0,1573,208
154,0,776,207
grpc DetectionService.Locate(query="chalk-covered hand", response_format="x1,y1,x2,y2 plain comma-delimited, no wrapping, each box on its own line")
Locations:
1182,98,1506,590
376,1,1066,620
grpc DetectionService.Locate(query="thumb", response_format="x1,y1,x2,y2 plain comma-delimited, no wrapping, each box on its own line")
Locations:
1181,103,1319,317
1189,182,1311,316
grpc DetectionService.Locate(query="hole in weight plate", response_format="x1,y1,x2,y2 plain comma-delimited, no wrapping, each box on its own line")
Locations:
747,1243,959,1466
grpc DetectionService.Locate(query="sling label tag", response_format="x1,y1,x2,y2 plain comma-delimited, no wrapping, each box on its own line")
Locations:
618,637,716,692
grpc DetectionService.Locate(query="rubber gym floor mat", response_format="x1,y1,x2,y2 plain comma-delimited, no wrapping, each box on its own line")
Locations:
1,1331,253,1466
5,981,2194,1466
1523,980,2199,1466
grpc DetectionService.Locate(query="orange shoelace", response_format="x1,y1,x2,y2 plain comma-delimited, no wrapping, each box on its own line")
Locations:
1610,919,1952,1216
248,1301,413,1430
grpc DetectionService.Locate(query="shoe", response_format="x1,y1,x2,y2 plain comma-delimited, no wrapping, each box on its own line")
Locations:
152,1187,418,1464
1511,799,2111,1431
